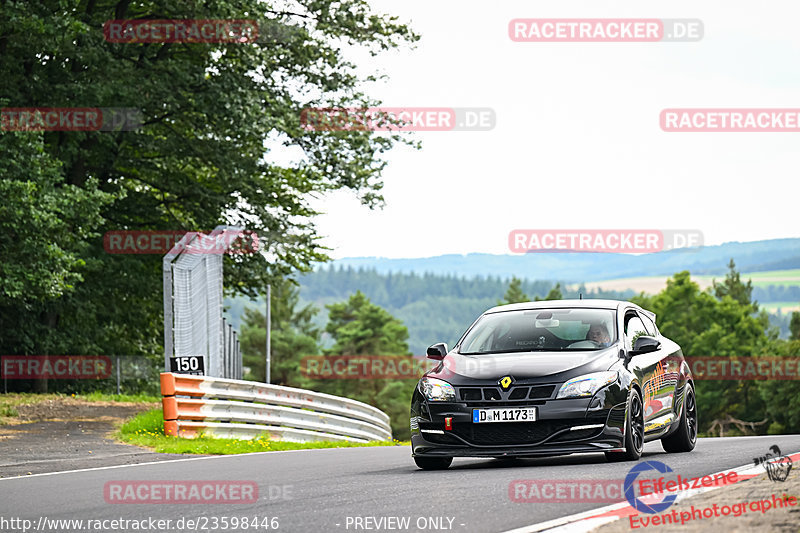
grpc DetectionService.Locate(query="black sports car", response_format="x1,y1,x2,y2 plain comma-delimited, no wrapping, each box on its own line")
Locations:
410,299,697,470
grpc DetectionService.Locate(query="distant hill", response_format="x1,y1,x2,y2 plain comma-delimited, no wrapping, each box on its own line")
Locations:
225,269,633,355
329,238,800,281
224,239,800,354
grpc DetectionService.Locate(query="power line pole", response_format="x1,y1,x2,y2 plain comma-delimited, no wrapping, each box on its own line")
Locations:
265,284,271,384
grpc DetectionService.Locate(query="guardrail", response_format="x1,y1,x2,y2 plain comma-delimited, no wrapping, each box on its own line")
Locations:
160,372,392,442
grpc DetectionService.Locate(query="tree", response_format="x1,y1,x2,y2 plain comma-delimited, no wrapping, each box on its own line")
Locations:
500,276,529,305
713,259,756,309
325,291,410,356
635,270,770,435
790,312,800,341
535,283,563,301
314,291,415,439
239,280,320,386
0,131,115,391
0,1,418,367
755,338,800,434
544,283,564,301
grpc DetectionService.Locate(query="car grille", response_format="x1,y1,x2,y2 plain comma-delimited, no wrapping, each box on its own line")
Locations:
451,420,574,446
458,385,556,403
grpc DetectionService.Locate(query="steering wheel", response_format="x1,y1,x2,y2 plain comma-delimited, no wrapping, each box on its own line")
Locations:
567,340,600,349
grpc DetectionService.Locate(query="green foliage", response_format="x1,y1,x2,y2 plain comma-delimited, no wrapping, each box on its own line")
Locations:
499,276,529,305
325,291,410,356
790,312,800,341
754,340,800,433
0,0,417,382
305,291,416,439
0,405,19,423
240,280,320,386
118,408,168,436
0,132,114,357
535,282,563,301
713,259,756,309
639,269,775,435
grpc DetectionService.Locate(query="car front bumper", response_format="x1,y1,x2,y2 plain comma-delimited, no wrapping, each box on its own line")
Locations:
411,391,628,458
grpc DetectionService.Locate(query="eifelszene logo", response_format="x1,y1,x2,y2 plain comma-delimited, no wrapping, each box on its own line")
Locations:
624,461,677,514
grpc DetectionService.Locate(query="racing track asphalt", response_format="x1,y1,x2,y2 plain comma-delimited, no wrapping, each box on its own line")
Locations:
1,435,798,533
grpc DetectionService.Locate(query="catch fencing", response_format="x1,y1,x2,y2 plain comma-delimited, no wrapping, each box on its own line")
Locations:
160,372,392,442
162,226,242,379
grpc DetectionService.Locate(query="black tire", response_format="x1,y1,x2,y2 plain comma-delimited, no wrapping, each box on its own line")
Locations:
661,383,698,453
605,388,644,462
413,456,453,470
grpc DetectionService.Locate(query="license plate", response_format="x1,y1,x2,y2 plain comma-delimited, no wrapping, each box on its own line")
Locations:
472,407,537,423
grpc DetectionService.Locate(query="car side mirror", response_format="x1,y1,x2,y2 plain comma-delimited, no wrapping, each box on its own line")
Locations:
426,342,448,360
629,336,661,356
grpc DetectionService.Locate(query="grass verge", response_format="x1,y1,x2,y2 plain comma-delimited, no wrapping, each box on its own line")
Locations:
117,408,407,454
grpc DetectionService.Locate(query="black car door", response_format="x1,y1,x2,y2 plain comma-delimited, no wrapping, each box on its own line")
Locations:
623,309,665,428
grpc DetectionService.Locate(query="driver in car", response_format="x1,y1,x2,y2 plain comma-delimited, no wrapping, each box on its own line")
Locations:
586,324,611,347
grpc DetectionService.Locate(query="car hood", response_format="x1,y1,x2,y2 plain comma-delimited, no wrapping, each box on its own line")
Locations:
426,345,620,384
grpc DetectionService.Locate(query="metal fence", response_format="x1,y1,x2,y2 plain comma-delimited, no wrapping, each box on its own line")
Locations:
1,355,160,395
163,226,242,379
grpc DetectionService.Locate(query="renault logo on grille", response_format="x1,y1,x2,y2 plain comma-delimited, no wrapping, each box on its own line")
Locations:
499,376,513,390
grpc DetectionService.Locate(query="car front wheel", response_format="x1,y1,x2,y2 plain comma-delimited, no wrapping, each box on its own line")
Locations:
605,388,644,462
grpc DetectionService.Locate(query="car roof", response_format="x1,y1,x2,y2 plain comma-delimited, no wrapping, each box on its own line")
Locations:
484,299,636,315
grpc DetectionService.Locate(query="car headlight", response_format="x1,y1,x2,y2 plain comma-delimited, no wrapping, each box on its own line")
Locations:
557,371,617,399
418,377,456,402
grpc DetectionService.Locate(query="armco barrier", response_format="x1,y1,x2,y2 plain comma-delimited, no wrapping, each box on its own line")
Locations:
160,372,392,442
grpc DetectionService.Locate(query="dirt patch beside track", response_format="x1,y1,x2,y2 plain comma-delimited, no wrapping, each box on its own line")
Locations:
0,397,190,478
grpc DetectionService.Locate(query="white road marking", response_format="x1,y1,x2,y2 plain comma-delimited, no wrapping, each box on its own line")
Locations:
0,445,407,481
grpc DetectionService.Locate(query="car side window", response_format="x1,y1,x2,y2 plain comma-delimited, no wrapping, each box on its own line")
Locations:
640,313,657,337
625,313,648,351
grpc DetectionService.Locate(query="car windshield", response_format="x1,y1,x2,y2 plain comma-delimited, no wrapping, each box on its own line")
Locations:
459,308,617,354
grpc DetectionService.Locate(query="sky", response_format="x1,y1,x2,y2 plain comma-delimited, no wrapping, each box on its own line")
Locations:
308,1,800,260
